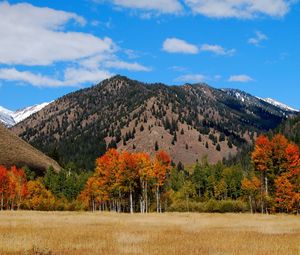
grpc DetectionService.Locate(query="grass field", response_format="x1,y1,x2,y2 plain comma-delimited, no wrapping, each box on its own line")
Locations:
0,211,299,255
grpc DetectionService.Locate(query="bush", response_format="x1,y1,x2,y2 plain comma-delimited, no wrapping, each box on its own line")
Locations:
168,199,248,213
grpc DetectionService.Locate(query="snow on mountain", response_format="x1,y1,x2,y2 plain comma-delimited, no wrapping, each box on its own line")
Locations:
261,98,299,112
11,102,50,124
0,106,15,127
0,102,49,127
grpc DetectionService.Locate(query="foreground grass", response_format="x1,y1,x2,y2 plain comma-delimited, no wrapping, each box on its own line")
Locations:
0,211,299,255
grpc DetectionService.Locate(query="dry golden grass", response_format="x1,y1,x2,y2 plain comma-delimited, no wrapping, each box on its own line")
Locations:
0,124,60,173
0,211,299,255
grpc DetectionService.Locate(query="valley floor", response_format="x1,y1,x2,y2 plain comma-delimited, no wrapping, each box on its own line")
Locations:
0,211,299,255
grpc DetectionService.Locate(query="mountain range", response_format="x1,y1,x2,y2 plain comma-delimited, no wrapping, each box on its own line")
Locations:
9,75,299,170
0,103,49,127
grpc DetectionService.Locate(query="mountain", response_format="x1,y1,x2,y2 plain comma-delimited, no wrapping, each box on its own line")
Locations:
0,102,49,127
0,124,60,173
0,106,15,127
11,102,50,124
275,114,300,146
261,98,299,113
11,76,297,170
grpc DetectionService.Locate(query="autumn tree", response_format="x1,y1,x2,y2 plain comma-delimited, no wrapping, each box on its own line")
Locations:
24,179,56,210
252,134,300,214
135,153,152,213
252,135,272,213
153,151,171,213
119,151,139,213
0,166,8,210
241,176,261,213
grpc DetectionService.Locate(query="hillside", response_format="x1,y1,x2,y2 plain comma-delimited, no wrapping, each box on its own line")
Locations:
0,124,60,173
275,114,300,146
12,76,297,170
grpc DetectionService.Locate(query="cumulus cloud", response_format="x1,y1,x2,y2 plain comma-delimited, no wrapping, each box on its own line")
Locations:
0,68,113,87
0,2,115,66
200,44,235,56
105,0,183,14
175,74,206,83
248,31,268,46
104,60,151,71
184,0,293,19
228,74,254,82
0,2,150,87
163,38,199,54
163,38,235,56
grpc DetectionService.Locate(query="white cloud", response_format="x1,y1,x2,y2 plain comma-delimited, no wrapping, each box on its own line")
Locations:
228,74,254,82
163,38,235,56
0,67,112,88
0,2,150,88
163,38,199,54
200,44,235,56
248,31,268,46
0,68,65,87
0,2,115,66
107,0,183,14
63,68,112,85
104,60,151,71
184,0,293,19
175,74,206,83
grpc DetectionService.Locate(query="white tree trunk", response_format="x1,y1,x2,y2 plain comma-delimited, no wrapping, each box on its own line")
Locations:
156,186,159,213
130,189,133,214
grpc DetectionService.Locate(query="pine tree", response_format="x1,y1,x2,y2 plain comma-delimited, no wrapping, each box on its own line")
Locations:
155,141,159,151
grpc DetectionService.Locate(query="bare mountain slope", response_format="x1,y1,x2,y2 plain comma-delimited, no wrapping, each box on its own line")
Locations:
12,76,297,170
0,124,60,173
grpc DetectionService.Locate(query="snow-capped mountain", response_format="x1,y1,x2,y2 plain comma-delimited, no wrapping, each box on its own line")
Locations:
223,89,299,113
0,106,15,127
0,102,49,127
261,98,299,112
11,102,50,124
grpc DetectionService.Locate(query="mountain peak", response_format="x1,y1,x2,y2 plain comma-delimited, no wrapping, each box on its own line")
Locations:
0,102,50,127
262,98,298,112
11,77,298,170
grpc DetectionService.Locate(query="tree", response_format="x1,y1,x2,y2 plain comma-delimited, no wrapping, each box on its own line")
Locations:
241,176,261,213
192,163,207,197
180,180,196,212
0,166,8,210
7,166,27,210
119,151,139,213
153,151,171,212
155,141,159,151
252,134,300,214
24,179,56,210
274,173,297,213
136,153,152,213
252,135,272,213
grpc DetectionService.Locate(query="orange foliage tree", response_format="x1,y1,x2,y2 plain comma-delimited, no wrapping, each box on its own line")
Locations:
79,149,171,213
252,134,300,214
24,179,56,210
241,176,261,213
0,166,8,210
0,166,27,210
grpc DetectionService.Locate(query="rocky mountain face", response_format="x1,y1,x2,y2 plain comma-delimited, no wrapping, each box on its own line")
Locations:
11,76,297,170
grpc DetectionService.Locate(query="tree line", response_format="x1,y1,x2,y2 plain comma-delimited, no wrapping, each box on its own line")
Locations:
0,134,299,213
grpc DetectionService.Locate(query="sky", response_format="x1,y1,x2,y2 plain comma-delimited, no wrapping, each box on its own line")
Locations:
0,0,299,111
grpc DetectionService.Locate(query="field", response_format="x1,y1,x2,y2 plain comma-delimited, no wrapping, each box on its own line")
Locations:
0,211,299,255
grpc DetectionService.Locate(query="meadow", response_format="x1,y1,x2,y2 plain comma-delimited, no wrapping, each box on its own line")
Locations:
0,211,299,255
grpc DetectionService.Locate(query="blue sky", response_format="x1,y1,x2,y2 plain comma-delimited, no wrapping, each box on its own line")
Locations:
0,0,299,110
